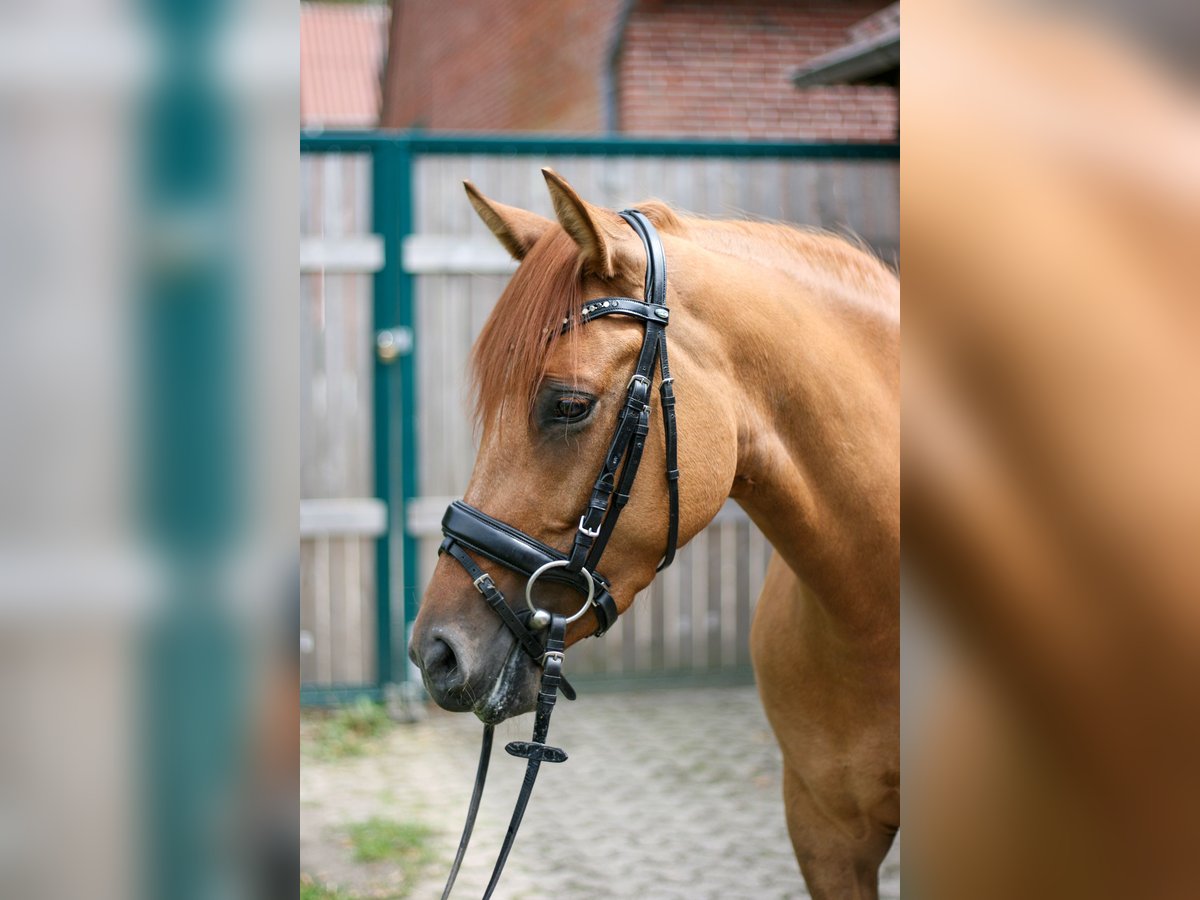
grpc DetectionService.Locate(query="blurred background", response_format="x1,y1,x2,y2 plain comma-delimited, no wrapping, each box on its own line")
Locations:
0,0,298,898
2,0,1196,896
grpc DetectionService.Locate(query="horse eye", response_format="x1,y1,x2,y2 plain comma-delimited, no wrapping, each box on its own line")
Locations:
554,396,591,421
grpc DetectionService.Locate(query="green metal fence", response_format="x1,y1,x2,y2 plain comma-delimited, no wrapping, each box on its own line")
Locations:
299,131,898,705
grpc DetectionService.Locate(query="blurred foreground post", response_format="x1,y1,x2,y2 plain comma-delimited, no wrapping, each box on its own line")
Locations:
903,2,1200,898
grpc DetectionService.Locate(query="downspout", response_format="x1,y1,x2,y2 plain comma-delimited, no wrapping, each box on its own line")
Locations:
603,0,636,134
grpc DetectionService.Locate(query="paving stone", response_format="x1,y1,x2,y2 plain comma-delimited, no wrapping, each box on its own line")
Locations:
302,685,899,898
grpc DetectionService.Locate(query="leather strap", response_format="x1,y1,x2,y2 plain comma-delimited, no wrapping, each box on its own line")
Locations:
439,724,493,900
481,615,569,899
441,617,571,900
577,297,670,325
440,540,577,700
442,501,619,636
436,209,681,899
563,210,679,577
622,210,680,570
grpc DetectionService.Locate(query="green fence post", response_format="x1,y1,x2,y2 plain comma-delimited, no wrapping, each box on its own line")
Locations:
371,137,418,697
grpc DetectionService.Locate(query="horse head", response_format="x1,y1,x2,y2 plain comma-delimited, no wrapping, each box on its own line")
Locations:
408,171,736,723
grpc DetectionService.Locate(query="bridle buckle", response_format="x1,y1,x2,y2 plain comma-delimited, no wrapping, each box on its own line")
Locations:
577,514,602,538
472,572,495,594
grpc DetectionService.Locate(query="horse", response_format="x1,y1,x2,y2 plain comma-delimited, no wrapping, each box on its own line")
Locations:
408,169,900,899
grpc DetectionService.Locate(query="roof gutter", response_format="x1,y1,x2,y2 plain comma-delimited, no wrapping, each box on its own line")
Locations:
792,29,899,87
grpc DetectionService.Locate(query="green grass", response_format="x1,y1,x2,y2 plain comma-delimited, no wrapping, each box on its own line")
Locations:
304,697,393,761
299,874,355,900
347,817,436,865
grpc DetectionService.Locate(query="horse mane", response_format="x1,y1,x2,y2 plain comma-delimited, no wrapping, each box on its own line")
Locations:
469,200,891,428
680,216,899,314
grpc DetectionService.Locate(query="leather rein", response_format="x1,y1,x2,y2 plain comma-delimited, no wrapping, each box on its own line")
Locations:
437,210,679,898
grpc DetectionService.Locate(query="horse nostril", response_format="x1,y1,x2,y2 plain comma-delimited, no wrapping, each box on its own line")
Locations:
423,636,465,693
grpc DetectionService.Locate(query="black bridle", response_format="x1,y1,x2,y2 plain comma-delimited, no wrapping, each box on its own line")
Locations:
437,210,679,898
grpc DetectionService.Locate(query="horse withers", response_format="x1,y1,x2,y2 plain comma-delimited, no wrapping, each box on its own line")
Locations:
409,170,900,898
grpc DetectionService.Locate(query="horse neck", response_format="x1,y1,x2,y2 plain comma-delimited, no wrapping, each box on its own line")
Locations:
671,222,900,625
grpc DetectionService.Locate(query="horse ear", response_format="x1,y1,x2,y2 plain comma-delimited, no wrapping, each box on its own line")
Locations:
463,181,552,261
541,168,622,277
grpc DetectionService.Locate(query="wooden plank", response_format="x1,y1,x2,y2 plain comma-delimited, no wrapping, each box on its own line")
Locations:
351,272,373,495
662,546,681,670
300,236,384,273
322,154,345,237
300,541,317,683
677,539,694,669
415,275,450,495
707,527,723,667
403,236,516,274
691,528,708,669
325,271,345,496
329,539,348,682
300,275,316,495
721,520,738,668
650,573,665,670
314,536,331,683
736,520,753,668
300,498,387,537
445,275,469,492
356,154,373,233
344,537,361,681
605,584,623,675
359,539,377,683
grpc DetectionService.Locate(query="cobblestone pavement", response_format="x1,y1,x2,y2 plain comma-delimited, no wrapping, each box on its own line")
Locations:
302,685,900,899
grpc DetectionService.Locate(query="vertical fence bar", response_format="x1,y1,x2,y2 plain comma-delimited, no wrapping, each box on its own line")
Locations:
395,141,421,684
370,137,419,691
371,143,398,689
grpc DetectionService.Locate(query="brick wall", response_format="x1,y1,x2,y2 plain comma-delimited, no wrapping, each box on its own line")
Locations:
382,0,898,141
619,0,897,140
381,0,623,131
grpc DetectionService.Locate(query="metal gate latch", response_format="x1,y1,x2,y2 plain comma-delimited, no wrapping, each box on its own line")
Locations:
376,327,413,363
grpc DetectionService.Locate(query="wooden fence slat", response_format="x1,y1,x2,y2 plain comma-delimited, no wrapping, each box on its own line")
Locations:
692,528,709,670
343,537,361,682
315,536,331,683
721,521,738,668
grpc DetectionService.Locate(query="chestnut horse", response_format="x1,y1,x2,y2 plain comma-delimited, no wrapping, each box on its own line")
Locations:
409,170,899,898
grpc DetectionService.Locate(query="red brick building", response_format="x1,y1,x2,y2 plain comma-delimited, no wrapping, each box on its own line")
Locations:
301,2,390,128
381,0,898,141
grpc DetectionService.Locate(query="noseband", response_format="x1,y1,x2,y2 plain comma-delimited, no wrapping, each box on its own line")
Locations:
437,210,679,898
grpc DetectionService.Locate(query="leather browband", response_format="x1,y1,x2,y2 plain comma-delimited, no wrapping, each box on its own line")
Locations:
565,297,670,328
440,500,619,635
